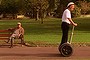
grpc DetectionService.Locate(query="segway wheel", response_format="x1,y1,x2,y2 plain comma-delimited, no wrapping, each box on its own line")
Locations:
59,43,73,57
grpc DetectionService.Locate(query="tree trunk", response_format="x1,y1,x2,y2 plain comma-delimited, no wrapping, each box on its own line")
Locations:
40,11,44,24
36,9,39,21
12,14,16,19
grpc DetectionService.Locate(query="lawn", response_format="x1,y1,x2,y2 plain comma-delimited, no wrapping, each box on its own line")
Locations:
0,17,90,46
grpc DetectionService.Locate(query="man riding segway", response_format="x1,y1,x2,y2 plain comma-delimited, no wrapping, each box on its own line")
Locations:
59,2,77,57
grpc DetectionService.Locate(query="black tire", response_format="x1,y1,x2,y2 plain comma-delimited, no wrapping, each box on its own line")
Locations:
59,43,73,57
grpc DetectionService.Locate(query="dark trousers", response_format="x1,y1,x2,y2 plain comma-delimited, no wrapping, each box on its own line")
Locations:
60,22,70,45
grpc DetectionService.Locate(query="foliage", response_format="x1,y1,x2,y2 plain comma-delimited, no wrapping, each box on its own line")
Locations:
1,0,18,14
24,0,49,23
56,0,69,18
0,0,26,19
47,0,58,16
76,1,90,15
0,0,90,19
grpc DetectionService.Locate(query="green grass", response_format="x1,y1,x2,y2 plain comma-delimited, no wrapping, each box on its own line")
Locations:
0,17,90,45
73,17,90,43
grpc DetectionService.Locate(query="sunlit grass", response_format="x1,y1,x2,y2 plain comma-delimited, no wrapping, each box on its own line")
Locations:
0,17,90,45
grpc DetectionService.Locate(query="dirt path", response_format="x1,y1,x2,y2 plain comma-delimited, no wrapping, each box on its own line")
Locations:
0,46,90,60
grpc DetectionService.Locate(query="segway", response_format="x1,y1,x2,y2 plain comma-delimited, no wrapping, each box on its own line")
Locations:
59,26,75,57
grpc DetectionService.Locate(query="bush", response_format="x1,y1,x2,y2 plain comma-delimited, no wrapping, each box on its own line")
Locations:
72,5,81,18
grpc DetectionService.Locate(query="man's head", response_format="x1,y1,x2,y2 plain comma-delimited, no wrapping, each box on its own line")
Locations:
67,2,75,11
17,22,22,28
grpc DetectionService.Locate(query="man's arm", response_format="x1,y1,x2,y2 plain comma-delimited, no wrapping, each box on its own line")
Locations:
21,28,24,35
7,27,16,32
68,18,77,26
19,27,24,36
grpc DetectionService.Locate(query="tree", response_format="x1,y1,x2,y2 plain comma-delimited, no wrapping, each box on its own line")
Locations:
25,0,48,23
56,0,69,18
47,0,56,17
38,0,48,23
0,0,23,19
16,0,25,15
76,1,90,15
55,0,83,18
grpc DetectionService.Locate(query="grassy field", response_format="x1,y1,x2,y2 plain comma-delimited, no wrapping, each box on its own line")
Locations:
0,17,90,46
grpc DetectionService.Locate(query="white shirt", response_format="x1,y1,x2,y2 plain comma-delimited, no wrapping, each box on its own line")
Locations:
62,9,71,24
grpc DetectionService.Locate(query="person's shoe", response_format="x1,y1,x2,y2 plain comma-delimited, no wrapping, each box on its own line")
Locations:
24,43,31,47
4,40,9,43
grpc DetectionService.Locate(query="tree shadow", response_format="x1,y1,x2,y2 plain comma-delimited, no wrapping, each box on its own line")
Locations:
0,53,63,57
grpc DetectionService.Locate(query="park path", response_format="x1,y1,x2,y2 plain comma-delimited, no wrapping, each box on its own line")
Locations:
0,46,90,60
